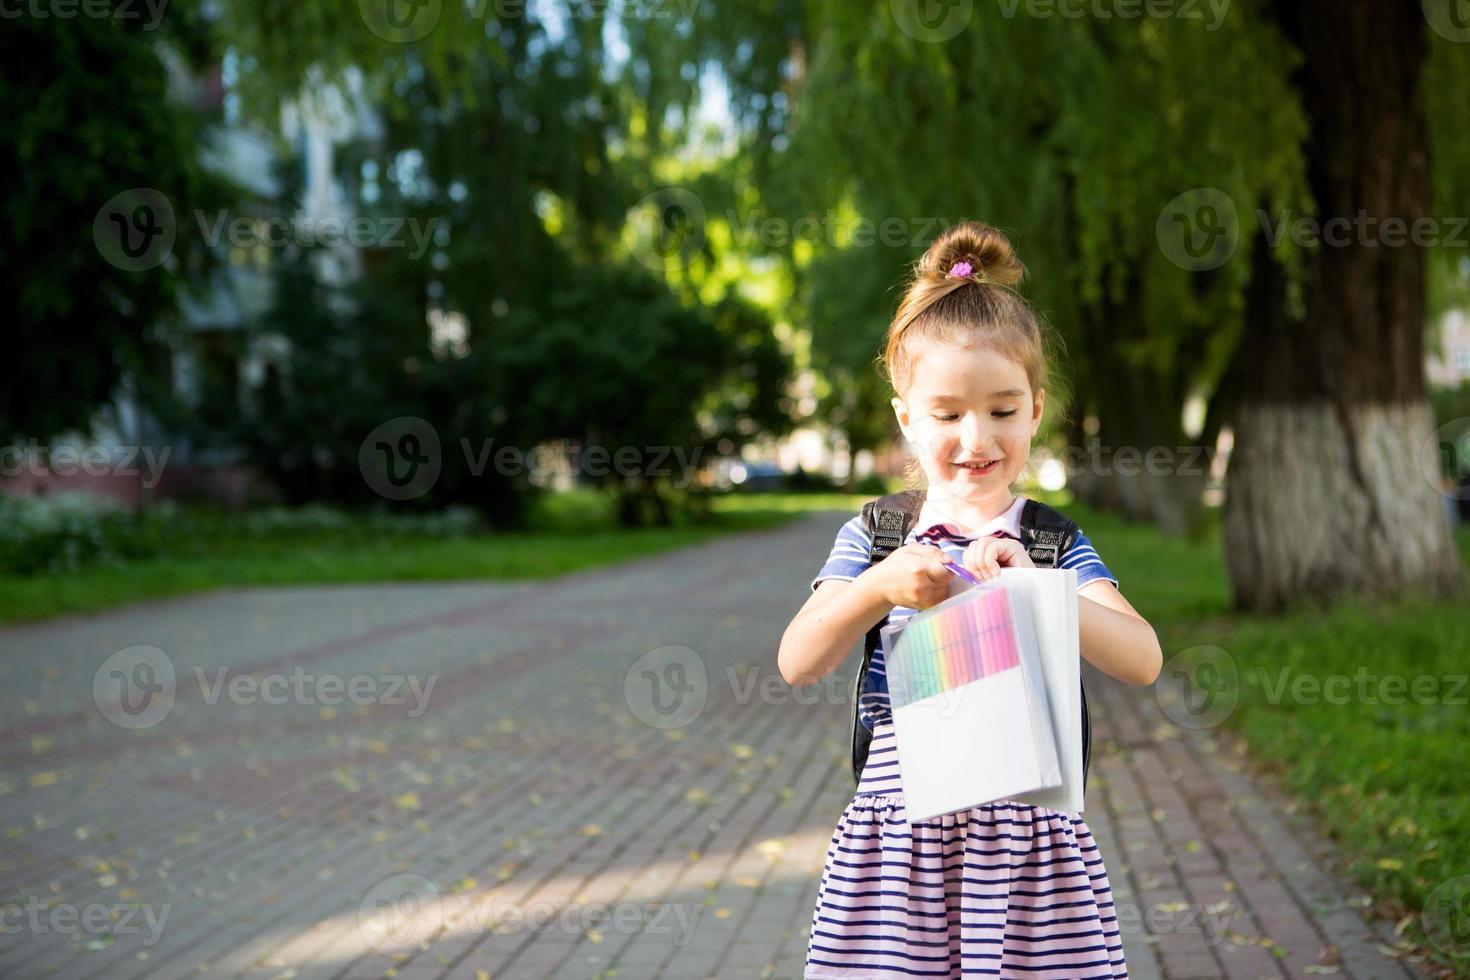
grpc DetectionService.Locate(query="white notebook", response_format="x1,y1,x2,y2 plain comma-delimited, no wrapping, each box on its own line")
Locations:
883,567,1084,821
1001,568,1085,816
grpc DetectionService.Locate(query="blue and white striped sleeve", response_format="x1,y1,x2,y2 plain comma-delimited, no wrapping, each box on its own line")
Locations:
810,514,873,591
1060,528,1119,591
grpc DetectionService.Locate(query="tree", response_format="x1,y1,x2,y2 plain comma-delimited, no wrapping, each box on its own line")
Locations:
1,13,222,444
745,7,1301,536
1221,0,1466,611
220,3,791,523
689,2,1465,608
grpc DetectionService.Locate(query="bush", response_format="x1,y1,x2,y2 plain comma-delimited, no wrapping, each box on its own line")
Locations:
0,492,168,575
1431,382,1470,518
1431,380,1470,428
0,496,488,577
781,467,839,493
853,473,895,496
237,503,484,538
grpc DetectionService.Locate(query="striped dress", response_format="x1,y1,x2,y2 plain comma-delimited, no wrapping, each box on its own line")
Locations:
804,495,1129,979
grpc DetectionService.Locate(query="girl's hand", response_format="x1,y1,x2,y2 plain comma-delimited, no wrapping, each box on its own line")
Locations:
867,543,954,610
961,535,1035,580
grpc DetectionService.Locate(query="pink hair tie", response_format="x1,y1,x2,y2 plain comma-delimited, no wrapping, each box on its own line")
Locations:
947,260,973,278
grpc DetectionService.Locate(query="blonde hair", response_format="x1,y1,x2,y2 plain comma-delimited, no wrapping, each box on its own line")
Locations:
881,220,1069,486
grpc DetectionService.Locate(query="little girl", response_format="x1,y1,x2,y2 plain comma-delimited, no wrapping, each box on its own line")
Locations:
779,221,1163,979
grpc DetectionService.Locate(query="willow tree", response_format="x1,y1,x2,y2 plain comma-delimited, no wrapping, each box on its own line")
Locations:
707,1,1468,608
739,5,1302,535
1219,0,1468,611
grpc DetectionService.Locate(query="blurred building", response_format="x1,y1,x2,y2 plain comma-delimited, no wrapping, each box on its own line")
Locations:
2,53,381,510
1428,308,1470,387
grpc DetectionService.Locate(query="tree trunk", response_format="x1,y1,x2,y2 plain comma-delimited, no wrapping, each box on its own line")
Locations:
616,479,672,528
1070,268,1208,536
1225,0,1464,612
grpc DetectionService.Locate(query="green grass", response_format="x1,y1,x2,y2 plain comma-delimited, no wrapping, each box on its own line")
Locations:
0,490,853,626
1056,493,1470,975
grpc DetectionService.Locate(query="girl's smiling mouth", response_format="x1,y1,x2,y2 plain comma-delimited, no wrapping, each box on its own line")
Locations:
954,458,1001,476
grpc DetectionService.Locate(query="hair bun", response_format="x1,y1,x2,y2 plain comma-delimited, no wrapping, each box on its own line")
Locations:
919,221,1024,287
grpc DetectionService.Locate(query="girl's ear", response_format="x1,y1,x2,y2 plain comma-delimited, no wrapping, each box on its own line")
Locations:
891,395,912,441
1030,388,1045,438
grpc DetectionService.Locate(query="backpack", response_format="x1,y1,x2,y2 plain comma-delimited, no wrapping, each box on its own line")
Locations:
848,490,1093,789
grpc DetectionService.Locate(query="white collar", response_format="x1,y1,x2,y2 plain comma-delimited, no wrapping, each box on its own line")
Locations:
911,493,1025,543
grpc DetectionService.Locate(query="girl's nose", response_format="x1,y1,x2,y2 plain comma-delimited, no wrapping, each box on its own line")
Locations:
958,416,988,454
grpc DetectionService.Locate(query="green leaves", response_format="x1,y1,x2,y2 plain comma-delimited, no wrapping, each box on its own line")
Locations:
2,12,227,441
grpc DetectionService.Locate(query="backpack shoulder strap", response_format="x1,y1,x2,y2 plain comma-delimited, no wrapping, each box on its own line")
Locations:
860,489,926,562
1018,498,1079,570
850,489,925,783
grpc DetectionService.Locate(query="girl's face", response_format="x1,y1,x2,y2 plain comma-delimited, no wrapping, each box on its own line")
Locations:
891,340,1043,513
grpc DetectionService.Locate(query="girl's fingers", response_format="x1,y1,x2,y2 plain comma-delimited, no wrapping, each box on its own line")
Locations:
998,539,1035,568
961,542,982,574
963,540,994,579
958,538,1036,581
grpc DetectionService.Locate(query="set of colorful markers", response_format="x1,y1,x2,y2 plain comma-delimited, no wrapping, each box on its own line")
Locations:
887,586,1023,709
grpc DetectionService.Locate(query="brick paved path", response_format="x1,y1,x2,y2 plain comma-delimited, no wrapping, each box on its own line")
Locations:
0,512,1424,978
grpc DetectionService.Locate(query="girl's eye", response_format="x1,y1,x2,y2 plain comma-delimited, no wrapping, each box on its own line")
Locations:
933,411,1016,421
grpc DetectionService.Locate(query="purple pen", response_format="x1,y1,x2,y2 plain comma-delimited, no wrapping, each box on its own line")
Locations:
942,559,983,586
916,525,985,586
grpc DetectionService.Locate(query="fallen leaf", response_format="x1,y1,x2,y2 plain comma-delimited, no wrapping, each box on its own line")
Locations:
756,839,786,860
